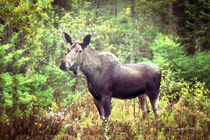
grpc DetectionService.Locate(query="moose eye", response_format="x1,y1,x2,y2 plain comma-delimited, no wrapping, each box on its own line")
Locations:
68,48,71,52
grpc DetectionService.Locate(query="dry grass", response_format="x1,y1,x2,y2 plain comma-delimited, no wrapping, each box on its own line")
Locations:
0,92,209,140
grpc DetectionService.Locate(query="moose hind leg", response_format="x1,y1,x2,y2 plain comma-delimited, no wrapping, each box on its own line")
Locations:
138,94,150,119
148,94,161,119
93,98,104,119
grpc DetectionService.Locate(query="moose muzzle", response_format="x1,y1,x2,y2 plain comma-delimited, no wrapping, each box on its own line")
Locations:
60,61,78,74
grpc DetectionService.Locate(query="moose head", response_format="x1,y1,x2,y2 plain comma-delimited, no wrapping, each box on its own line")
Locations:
60,32,91,74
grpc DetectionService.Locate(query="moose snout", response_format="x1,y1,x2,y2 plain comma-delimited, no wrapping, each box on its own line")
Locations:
60,61,68,71
60,61,78,74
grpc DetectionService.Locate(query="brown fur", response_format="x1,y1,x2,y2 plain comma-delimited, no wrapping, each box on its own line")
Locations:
60,33,161,121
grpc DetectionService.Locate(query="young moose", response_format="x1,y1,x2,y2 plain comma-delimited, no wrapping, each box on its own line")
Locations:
60,33,161,121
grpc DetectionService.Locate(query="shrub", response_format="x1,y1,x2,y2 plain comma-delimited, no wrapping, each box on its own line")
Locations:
151,34,210,89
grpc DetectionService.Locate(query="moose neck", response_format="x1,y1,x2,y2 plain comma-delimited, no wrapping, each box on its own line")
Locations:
80,47,102,81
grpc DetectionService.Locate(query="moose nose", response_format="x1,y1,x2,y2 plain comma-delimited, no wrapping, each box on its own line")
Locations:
60,61,67,71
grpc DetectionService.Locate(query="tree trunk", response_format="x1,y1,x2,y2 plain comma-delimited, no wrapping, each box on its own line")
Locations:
169,2,174,36
131,0,135,17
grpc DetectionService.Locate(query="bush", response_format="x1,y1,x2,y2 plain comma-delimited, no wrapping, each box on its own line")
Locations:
151,34,210,89
0,0,77,123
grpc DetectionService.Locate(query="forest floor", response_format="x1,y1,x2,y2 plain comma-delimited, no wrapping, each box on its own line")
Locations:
3,92,208,140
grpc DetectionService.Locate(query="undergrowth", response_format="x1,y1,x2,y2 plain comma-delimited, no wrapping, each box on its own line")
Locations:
0,80,209,140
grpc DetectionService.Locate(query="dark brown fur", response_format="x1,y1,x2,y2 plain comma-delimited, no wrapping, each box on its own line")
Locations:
60,33,161,121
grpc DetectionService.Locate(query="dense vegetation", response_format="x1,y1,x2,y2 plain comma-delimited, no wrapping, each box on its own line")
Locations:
0,0,209,139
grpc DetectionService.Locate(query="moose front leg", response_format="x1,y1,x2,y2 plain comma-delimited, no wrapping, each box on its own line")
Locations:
101,96,112,122
93,98,104,119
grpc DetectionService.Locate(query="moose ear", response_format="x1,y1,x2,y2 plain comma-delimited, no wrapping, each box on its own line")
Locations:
81,34,91,49
62,32,73,45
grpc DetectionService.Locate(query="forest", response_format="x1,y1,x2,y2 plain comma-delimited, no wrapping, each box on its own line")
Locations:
0,0,209,139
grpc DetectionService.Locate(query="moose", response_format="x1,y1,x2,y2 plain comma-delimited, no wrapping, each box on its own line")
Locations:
60,33,161,121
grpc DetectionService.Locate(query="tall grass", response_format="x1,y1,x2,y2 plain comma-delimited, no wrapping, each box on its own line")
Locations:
1,79,209,139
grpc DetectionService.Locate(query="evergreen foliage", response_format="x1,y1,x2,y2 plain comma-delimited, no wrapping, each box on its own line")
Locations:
151,34,210,88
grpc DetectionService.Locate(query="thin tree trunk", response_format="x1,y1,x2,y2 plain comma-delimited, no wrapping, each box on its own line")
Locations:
169,2,174,36
131,0,135,17
115,0,118,17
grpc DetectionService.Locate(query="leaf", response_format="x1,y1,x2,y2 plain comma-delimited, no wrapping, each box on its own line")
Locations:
3,92,13,108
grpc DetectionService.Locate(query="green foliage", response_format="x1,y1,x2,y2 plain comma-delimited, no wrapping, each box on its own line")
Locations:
135,0,210,54
0,0,76,123
151,34,210,89
2,79,207,139
177,0,210,53
40,65,77,108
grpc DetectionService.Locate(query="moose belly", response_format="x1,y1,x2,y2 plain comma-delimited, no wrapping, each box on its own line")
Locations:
111,69,147,99
112,84,146,99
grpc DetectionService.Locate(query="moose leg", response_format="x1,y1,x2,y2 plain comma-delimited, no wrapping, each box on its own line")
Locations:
93,98,103,119
138,94,150,119
148,95,161,119
101,96,112,122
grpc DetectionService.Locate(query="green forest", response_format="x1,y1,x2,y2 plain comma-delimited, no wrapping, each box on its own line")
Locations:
0,0,209,139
